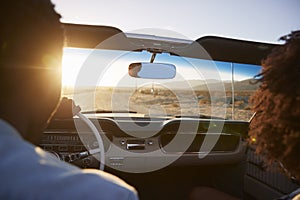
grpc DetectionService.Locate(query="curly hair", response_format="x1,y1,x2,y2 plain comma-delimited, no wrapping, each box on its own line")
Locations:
0,0,64,68
249,31,300,179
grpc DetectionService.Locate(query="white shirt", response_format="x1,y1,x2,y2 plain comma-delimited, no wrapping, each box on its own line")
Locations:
0,119,139,200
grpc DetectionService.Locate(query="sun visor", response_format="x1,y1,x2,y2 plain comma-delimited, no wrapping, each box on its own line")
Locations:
63,23,127,49
196,36,280,65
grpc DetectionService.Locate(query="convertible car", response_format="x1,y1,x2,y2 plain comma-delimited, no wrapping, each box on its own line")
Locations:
40,23,299,200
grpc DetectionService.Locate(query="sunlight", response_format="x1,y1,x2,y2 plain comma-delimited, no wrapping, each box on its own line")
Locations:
61,48,89,86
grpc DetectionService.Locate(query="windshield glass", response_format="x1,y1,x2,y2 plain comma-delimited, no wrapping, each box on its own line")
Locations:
62,47,261,121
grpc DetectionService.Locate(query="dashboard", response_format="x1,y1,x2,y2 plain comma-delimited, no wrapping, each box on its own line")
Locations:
40,116,249,172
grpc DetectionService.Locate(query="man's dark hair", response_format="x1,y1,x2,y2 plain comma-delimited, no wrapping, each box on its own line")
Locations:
249,31,300,179
0,0,64,68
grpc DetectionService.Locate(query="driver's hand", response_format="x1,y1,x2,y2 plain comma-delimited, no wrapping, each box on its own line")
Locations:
53,97,81,119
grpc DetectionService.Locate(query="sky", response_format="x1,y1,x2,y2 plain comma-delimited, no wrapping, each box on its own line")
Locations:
52,0,300,43
62,48,261,87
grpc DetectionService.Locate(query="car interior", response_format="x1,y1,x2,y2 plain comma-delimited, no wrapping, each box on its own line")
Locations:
40,23,299,200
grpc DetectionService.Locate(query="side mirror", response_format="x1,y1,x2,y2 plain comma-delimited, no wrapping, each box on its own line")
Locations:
128,62,176,79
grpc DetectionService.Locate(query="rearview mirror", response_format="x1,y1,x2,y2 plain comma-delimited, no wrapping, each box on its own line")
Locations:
128,62,176,79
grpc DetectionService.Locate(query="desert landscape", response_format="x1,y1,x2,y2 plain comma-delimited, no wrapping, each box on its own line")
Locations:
63,79,259,121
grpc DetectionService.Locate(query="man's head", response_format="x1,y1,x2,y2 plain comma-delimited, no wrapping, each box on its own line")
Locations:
0,0,64,142
249,31,300,179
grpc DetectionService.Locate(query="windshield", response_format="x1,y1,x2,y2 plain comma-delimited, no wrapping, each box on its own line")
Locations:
62,47,261,121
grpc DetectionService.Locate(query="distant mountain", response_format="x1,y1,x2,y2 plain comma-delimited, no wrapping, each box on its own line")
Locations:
63,79,260,93
161,79,224,90
233,79,260,91
162,78,260,91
